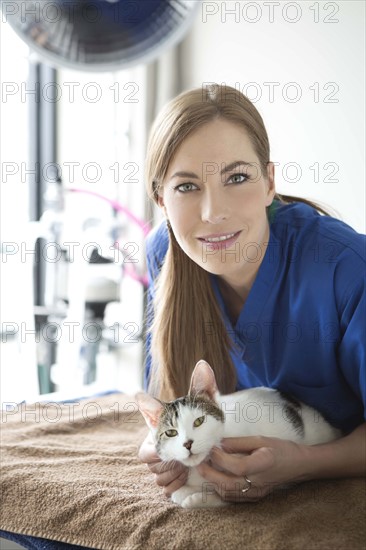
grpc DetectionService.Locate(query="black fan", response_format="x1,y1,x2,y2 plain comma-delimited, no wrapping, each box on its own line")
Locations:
1,0,200,71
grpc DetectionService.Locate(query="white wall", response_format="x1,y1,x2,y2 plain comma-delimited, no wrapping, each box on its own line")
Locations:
181,1,365,232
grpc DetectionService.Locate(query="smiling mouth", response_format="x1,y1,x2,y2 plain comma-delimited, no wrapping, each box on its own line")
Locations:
197,231,242,251
198,231,241,243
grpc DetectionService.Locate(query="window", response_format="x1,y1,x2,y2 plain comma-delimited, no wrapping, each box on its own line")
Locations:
1,20,37,404
1,19,148,403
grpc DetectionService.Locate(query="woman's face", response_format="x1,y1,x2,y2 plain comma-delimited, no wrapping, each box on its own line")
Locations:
158,118,275,289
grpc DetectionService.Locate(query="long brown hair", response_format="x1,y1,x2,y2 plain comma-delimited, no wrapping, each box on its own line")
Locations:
145,84,330,400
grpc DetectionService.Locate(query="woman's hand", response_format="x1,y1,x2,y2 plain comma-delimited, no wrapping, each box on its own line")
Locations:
138,432,188,496
196,436,309,502
197,424,366,502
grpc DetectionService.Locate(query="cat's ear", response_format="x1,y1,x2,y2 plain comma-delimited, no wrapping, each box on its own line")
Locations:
189,360,219,400
136,392,164,429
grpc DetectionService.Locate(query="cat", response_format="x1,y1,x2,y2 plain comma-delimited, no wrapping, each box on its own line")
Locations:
136,360,341,509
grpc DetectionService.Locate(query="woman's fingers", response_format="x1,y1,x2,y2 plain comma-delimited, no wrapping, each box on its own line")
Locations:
210,446,275,476
197,461,261,502
138,433,189,493
195,445,279,502
156,465,188,490
148,460,185,475
221,436,269,453
162,471,189,497
208,447,249,476
138,434,160,463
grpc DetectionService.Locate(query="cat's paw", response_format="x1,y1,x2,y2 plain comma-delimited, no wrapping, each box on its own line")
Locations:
181,491,227,509
171,487,194,506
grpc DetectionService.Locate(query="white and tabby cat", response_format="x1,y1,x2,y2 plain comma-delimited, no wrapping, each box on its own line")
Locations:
136,360,341,509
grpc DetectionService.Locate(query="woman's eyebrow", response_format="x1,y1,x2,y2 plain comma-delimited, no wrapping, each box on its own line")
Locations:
221,160,252,174
170,161,251,181
170,170,199,180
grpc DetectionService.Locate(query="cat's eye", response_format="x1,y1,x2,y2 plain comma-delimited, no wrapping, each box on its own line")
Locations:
193,416,205,428
165,429,178,438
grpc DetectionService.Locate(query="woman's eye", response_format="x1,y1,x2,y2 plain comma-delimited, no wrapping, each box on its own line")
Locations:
165,429,178,437
229,173,248,184
193,416,205,428
175,182,198,193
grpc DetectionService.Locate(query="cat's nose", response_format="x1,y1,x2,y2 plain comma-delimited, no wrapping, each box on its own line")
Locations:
183,439,193,451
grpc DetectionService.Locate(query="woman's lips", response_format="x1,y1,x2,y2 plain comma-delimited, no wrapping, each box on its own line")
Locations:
197,231,241,251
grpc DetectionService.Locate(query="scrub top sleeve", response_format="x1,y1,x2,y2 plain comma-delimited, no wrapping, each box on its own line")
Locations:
143,240,156,391
338,273,366,420
143,222,169,390
145,220,169,284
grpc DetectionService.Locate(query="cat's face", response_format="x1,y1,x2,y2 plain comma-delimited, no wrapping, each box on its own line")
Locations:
137,360,224,467
153,395,224,467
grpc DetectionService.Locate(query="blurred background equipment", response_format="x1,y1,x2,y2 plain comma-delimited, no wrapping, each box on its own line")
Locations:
0,0,201,403
1,0,200,71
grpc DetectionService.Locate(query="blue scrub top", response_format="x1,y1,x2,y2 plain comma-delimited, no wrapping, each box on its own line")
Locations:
144,201,366,434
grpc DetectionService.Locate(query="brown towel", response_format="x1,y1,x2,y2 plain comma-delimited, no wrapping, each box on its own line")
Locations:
1,394,365,550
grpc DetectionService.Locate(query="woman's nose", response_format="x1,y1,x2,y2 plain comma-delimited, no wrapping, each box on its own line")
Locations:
200,186,228,224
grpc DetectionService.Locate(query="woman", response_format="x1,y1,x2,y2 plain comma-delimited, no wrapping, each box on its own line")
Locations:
139,84,366,502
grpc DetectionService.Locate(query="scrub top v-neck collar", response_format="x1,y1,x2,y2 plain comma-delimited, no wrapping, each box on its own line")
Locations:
210,227,281,342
